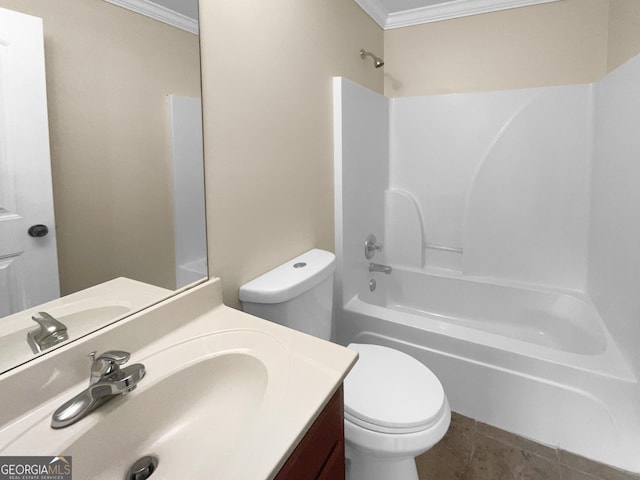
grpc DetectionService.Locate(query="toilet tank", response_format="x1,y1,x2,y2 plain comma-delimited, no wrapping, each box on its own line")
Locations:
239,249,335,340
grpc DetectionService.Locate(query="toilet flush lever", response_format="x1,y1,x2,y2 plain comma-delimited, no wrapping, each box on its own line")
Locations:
364,234,383,260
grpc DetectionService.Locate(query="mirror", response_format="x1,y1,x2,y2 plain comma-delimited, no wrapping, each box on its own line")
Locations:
0,0,205,374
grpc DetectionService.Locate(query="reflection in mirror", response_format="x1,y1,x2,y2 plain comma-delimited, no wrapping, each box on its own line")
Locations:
0,0,205,374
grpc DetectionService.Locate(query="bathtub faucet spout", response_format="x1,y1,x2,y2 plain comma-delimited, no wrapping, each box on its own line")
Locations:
369,263,392,274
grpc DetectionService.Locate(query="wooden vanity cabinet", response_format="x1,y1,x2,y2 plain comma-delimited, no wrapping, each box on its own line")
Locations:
274,386,345,480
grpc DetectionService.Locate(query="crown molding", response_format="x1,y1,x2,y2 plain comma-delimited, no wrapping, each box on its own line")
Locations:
355,0,561,30
355,0,390,28
103,0,198,34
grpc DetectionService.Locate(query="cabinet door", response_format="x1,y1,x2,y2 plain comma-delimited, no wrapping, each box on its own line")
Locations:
274,386,345,480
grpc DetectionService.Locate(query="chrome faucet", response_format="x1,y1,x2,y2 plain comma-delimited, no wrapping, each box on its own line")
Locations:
51,350,145,429
27,312,69,354
369,263,392,274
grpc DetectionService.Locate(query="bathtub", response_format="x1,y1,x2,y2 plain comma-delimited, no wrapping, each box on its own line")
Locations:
336,267,640,473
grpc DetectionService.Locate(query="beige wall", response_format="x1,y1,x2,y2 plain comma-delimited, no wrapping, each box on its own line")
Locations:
384,0,610,96
199,0,383,308
0,0,201,294
607,0,640,71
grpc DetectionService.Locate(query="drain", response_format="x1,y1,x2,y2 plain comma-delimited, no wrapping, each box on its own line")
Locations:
126,456,158,480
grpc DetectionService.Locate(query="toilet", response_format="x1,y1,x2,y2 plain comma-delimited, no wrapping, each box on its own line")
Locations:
239,249,450,480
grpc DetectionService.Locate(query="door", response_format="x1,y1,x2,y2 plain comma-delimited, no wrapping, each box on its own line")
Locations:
0,7,59,317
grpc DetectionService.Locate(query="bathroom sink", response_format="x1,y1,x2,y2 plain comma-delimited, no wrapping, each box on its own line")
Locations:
0,304,130,372
0,277,173,374
1,330,289,480
0,279,358,480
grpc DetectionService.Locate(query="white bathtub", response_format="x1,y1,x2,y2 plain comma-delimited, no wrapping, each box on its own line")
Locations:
336,267,640,473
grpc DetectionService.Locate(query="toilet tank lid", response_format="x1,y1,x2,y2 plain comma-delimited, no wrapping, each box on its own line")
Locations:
239,249,335,304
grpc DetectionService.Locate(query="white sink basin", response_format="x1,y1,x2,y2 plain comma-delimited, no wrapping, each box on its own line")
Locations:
0,278,172,374
0,305,130,373
1,330,288,480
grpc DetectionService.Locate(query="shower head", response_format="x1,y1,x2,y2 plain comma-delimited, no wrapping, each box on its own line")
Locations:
360,49,384,68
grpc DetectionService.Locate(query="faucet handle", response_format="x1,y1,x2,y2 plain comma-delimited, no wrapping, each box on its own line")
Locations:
364,234,383,260
26,312,69,354
31,312,68,336
89,350,131,384
95,350,130,365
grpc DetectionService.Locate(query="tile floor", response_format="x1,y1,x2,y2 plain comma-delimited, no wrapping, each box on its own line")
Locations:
416,412,640,480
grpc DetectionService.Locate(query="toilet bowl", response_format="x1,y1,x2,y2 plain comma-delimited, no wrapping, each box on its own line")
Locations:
239,249,450,480
343,343,450,480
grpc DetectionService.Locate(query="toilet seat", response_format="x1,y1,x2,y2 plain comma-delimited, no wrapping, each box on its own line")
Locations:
344,343,446,434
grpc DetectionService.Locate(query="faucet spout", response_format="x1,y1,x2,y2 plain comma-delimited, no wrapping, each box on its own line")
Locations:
51,351,145,429
369,263,392,274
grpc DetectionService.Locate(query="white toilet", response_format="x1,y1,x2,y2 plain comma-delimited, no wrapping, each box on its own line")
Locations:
239,249,450,480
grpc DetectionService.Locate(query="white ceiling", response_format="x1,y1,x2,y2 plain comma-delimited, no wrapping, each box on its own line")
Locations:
354,0,561,29
152,0,198,21
103,0,198,33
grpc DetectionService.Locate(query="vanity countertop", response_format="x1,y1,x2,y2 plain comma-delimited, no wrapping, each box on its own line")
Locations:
0,278,358,479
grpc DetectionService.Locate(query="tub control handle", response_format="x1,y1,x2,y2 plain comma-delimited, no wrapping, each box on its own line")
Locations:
364,234,383,260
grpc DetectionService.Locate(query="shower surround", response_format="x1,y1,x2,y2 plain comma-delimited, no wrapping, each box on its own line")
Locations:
333,52,640,473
